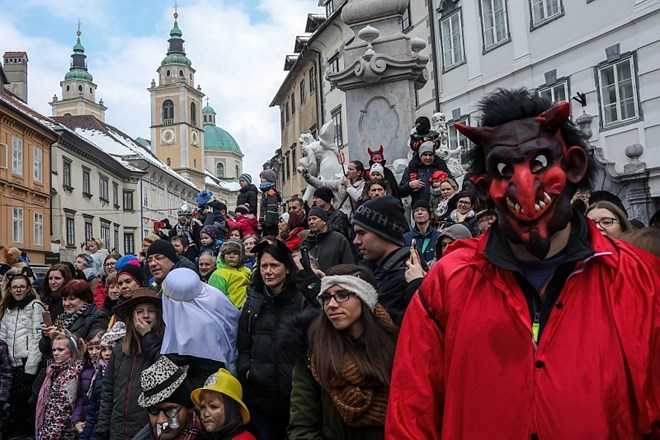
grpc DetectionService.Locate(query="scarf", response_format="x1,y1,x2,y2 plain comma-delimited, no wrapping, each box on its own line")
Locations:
57,302,92,329
259,182,274,192
35,360,83,432
310,304,392,427
174,222,196,252
7,294,35,310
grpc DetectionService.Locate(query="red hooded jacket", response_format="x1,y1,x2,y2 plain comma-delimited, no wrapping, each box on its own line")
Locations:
386,220,659,439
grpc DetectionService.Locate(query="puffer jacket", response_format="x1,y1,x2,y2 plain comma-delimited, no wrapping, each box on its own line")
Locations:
237,283,310,415
95,331,162,440
366,247,410,325
237,184,259,215
0,298,44,374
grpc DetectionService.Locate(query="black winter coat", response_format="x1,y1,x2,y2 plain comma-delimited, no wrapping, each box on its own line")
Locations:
398,161,452,206
95,331,162,440
237,283,309,415
39,305,109,357
300,230,355,272
237,184,259,215
365,247,410,325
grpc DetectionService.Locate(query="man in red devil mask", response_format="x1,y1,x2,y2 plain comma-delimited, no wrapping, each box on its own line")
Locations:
386,89,659,439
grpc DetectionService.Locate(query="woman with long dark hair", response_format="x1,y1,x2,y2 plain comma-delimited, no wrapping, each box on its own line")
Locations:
237,240,310,440
95,288,164,440
288,265,398,439
41,264,74,323
0,268,45,438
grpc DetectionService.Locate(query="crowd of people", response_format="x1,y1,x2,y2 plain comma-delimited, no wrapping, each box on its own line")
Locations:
0,88,658,440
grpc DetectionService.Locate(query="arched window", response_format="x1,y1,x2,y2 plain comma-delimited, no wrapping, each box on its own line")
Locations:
216,162,225,178
162,99,174,124
191,102,197,126
235,165,240,178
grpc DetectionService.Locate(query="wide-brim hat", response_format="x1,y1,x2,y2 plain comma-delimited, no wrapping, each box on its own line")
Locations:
138,356,190,408
191,368,250,424
113,287,161,321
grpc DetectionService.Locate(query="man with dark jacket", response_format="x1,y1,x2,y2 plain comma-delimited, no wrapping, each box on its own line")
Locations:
237,173,259,215
146,240,196,292
351,196,410,324
312,187,350,238
398,141,452,207
301,207,355,272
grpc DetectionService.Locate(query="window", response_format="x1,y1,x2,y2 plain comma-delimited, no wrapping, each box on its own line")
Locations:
440,12,465,69
33,146,42,183
12,136,22,176
309,66,316,92
34,213,44,246
401,3,412,31
82,167,91,196
0,143,6,168
123,190,134,211
162,99,174,124
597,56,639,126
191,102,197,126
101,221,111,250
84,218,93,241
12,208,23,243
99,175,109,202
113,182,119,208
286,102,290,124
292,148,297,174
114,224,120,251
328,55,339,75
291,93,296,115
331,108,343,147
448,119,472,160
216,162,225,178
124,232,135,255
66,216,76,247
281,109,285,129
530,0,561,26
480,0,509,50
235,165,240,177
300,79,306,104
63,159,72,189
325,0,334,17
539,80,569,104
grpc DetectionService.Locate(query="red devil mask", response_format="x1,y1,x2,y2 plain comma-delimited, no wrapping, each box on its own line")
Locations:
455,102,588,259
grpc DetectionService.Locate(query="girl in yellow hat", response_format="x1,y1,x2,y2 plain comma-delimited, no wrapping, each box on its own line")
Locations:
191,368,255,440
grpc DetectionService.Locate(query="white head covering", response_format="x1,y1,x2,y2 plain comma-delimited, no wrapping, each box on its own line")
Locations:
160,268,240,374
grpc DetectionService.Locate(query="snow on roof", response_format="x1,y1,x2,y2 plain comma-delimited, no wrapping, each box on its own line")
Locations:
204,169,242,192
54,115,199,190
0,89,58,134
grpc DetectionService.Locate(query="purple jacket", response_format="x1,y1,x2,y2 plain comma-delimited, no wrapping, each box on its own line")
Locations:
72,361,95,423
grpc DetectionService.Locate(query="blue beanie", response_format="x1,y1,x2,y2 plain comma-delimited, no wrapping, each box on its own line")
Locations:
195,190,214,207
239,173,252,185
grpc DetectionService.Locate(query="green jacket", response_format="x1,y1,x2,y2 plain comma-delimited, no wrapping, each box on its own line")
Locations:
288,359,384,440
209,260,251,308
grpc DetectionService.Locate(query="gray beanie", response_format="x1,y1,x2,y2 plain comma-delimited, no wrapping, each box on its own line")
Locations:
260,169,277,183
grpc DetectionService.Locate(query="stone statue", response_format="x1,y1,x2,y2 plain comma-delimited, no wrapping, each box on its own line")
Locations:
432,112,464,179
297,120,343,202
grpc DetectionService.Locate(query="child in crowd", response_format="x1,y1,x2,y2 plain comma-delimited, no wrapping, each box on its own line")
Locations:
228,227,243,240
208,240,251,309
429,170,449,224
35,330,85,439
227,204,259,237
242,235,259,271
72,330,104,435
80,322,126,440
199,225,224,257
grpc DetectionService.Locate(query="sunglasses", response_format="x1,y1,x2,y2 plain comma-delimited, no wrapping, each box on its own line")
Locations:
147,406,181,417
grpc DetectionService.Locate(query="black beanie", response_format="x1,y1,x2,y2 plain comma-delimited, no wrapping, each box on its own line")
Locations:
412,200,432,215
313,187,334,203
308,206,328,223
117,262,145,286
147,239,178,264
351,196,407,246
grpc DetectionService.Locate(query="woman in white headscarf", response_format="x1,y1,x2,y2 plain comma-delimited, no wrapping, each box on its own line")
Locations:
160,267,240,389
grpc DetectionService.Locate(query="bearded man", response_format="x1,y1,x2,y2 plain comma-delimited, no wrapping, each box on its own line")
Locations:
385,89,659,439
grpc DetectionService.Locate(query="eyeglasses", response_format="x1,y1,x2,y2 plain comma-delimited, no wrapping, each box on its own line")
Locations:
479,216,496,223
104,262,116,267
147,406,181,417
147,254,169,264
10,285,28,291
317,290,355,306
592,217,619,228
457,200,472,206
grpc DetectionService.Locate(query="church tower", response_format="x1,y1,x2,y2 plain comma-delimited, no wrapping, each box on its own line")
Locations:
148,9,205,188
50,25,107,121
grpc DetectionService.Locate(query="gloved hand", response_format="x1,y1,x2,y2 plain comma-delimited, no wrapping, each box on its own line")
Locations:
296,270,322,308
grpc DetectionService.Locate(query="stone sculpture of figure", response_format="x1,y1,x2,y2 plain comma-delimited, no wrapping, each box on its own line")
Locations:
297,120,343,203
431,112,448,146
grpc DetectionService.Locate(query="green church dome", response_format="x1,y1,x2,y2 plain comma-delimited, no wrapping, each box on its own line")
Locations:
204,124,242,154
161,53,192,66
65,69,93,81
202,105,216,114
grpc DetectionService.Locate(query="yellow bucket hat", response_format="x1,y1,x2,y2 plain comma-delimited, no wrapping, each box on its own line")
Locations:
190,368,250,424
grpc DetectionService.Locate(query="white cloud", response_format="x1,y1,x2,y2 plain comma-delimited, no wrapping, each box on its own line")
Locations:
0,0,322,180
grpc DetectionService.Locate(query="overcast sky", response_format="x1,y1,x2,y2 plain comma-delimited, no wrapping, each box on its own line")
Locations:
1,0,321,179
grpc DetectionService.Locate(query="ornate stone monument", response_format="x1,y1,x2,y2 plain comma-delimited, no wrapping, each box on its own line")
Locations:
327,0,429,164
